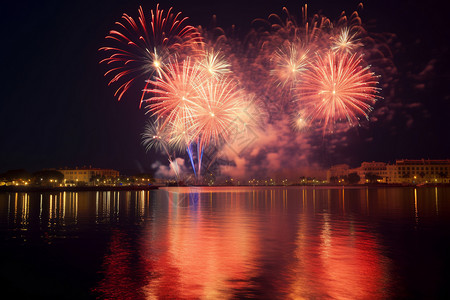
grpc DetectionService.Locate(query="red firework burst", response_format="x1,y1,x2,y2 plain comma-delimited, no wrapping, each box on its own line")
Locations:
99,5,203,105
191,76,243,148
297,51,381,130
144,58,205,140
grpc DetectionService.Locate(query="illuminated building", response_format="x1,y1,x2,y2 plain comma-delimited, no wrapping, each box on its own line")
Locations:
59,167,119,185
326,164,350,183
387,159,450,184
327,159,450,184
355,161,388,183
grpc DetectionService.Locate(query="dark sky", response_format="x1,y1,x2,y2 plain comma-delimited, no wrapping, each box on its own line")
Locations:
1,0,449,175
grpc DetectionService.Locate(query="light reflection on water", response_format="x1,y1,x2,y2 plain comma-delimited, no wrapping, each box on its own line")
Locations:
1,186,450,298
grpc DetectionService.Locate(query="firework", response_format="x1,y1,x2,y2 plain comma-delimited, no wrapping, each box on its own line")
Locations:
297,51,380,130
101,2,389,181
143,58,206,178
144,58,206,128
233,94,265,134
291,111,309,132
167,117,196,154
271,41,310,88
141,118,170,154
191,76,243,149
264,5,332,49
99,5,203,105
145,57,245,177
198,50,231,79
141,119,181,178
330,27,362,54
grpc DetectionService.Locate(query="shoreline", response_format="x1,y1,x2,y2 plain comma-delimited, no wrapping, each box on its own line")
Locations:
1,183,448,193
0,185,159,193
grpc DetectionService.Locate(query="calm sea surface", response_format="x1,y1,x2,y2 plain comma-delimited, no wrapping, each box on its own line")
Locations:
1,186,450,299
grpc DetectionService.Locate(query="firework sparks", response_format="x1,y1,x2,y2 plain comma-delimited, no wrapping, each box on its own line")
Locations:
99,5,203,105
101,3,390,181
271,42,310,88
198,50,231,79
291,111,309,132
141,118,170,154
145,59,245,177
190,76,243,148
141,119,181,178
167,117,196,153
331,27,362,54
297,51,381,130
144,58,205,129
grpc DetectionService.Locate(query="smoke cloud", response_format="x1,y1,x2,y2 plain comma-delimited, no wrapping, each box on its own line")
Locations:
219,119,326,180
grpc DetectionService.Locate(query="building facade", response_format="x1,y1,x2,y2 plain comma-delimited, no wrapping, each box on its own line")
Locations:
60,167,119,184
328,159,450,184
326,164,350,182
354,161,388,183
387,159,450,184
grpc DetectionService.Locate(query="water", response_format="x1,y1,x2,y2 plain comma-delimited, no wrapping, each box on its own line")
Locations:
1,186,450,299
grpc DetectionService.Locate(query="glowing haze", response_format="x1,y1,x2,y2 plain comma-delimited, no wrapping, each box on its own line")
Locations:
100,3,390,182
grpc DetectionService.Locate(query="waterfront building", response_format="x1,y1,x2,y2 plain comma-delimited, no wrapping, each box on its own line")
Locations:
388,159,450,184
327,159,450,185
59,167,119,185
326,164,350,182
356,161,388,183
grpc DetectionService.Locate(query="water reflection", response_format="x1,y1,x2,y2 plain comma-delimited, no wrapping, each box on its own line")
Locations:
94,186,450,299
0,191,154,241
1,187,450,298
289,211,389,298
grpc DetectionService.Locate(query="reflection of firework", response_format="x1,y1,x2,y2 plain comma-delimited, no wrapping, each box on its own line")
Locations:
297,51,380,130
99,5,202,104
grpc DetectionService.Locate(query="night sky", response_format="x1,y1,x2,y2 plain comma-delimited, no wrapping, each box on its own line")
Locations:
1,0,449,176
